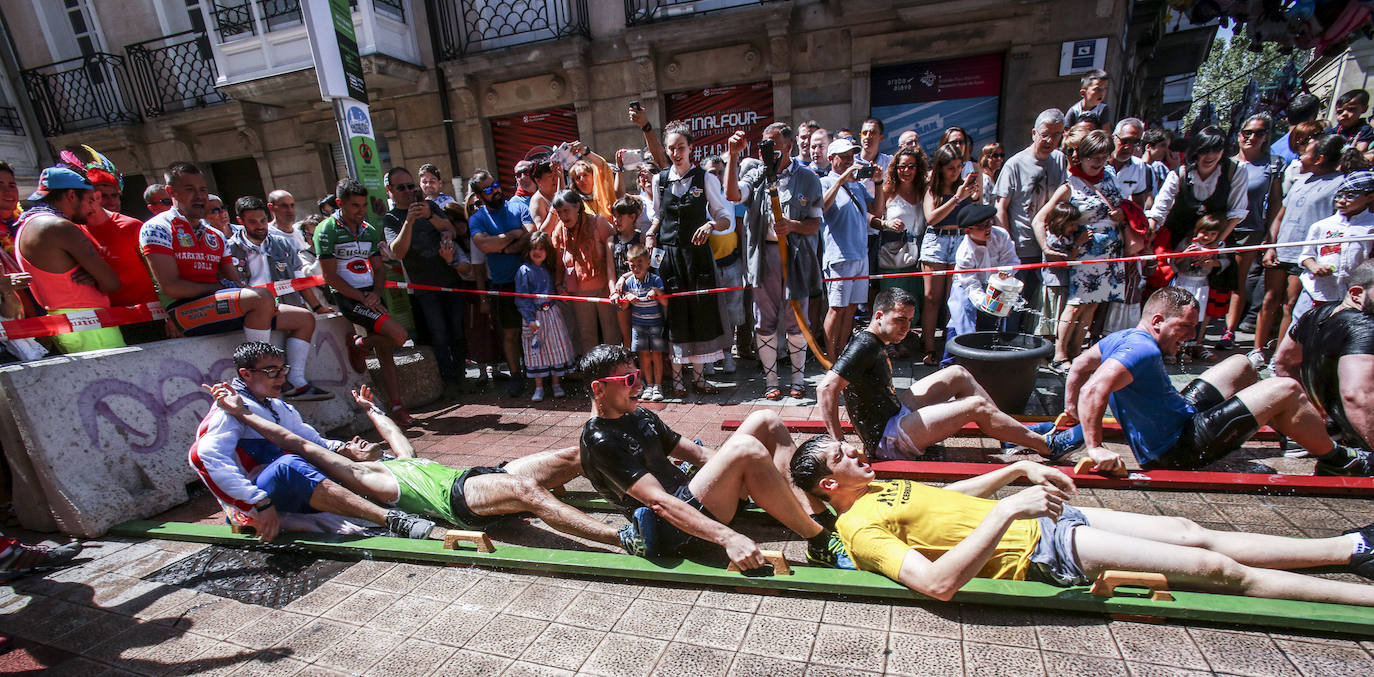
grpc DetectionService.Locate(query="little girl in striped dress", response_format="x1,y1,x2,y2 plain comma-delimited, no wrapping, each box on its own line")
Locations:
516,231,575,401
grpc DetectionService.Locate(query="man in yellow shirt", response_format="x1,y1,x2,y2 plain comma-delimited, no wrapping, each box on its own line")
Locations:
790,435,1374,605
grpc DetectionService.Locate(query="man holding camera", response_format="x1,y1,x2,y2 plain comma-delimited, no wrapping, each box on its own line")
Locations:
820,138,888,362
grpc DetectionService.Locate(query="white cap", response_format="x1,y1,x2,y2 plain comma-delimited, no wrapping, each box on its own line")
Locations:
827,138,860,156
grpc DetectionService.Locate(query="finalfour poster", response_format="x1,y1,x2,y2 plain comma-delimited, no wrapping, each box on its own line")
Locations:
489,105,580,190
871,54,1004,156
665,81,774,163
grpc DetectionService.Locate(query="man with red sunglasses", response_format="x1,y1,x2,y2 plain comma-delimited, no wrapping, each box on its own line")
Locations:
577,344,854,571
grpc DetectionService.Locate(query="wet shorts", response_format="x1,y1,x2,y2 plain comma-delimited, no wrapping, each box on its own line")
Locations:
254,454,326,513
1147,379,1260,470
169,289,249,336
449,465,523,529
876,405,924,460
336,286,391,334
1026,505,1091,586
651,483,740,556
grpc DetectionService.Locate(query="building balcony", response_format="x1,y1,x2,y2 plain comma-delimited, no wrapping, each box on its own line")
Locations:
427,0,589,60
20,53,142,137
126,31,230,117
624,0,769,26
204,0,422,91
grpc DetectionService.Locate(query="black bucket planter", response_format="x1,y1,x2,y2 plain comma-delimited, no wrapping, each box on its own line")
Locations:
946,332,1054,414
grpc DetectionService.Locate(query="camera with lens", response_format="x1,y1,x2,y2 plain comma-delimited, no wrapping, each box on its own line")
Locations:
759,138,779,168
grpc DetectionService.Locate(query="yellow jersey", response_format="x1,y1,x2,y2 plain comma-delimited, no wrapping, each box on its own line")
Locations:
836,479,1041,582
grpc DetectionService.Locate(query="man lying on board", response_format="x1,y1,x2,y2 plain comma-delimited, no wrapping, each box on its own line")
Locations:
790,434,1374,605
205,382,655,555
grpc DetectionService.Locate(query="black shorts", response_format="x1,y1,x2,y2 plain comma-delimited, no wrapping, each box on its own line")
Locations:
168,289,249,336
489,282,521,331
336,286,391,334
1146,379,1260,470
651,484,723,556
1226,228,1264,248
448,465,526,529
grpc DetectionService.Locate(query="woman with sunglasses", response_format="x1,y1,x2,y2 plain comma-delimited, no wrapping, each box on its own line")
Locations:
1217,114,1285,350
976,142,1005,206
939,126,978,179
645,121,732,395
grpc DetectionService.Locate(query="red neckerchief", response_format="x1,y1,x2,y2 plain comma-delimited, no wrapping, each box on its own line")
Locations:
1068,164,1107,185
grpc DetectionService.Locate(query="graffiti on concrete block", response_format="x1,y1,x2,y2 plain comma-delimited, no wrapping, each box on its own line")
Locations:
78,358,233,454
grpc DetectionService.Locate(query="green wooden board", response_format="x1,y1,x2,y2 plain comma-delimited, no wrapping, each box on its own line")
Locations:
111,520,1374,635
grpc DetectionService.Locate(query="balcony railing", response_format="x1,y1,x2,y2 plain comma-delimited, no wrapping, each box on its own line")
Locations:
625,0,769,26
0,106,22,135
126,30,228,117
209,0,307,41
21,53,141,137
428,0,590,59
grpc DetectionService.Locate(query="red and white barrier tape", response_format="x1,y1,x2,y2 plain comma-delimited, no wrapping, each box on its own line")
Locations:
384,281,749,303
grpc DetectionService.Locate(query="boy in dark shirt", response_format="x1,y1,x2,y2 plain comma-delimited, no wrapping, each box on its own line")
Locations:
1329,89,1374,155
577,343,853,570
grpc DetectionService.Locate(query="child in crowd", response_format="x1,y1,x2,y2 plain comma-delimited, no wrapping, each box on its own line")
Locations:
942,204,1018,366
612,245,667,401
515,231,575,402
1295,171,1374,321
1168,214,1226,362
607,197,644,350
1066,69,1110,129
1330,88,1374,153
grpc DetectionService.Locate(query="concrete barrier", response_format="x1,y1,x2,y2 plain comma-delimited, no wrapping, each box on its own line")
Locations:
0,315,371,538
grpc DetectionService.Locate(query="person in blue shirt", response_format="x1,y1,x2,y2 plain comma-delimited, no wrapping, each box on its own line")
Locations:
1061,286,1370,475
468,170,534,397
820,138,887,362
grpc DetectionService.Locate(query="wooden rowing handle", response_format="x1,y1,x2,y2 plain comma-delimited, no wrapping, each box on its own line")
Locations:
1090,570,1174,602
1054,412,1075,429
727,550,791,576
443,530,495,553
1074,457,1129,478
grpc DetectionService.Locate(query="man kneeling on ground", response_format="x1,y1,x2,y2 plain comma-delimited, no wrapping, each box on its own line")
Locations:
1063,286,1368,475
817,286,1084,462
206,381,654,554
790,434,1374,604
577,343,853,571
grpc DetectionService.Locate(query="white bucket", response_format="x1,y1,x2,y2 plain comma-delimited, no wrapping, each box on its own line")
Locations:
978,275,1024,317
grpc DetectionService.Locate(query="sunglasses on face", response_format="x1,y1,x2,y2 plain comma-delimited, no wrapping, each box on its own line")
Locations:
594,368,641,389
392,183,416,192
151,198,173,206
1116,137,1141,145
1239,129,1267,138
248,364,291,378
990,153,1006,158
481,183,502,196
896,164,918,170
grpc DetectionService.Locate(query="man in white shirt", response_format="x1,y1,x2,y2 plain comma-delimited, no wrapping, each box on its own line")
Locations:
267,189,308,253
1109,118,1153,208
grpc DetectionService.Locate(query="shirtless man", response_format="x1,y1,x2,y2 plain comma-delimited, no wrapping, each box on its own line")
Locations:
790,434,1374,603
206,379,654,554
817,287,1084,461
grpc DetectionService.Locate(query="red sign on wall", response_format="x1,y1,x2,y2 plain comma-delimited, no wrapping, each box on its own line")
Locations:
489,105,579,190
664,81,775,163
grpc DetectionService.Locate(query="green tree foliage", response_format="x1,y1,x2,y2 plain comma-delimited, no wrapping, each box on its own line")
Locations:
1184,32,1310,129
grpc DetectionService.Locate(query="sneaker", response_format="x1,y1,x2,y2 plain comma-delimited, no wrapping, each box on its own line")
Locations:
618,506,659,557
1045,425,1085,462
385,509,437,539
722,354,737,374
649,385,665,402
1315,448,1374,477
1004,421,1056,449
1344,523,1374,580
676,459,700,480
282,384,335,402
531,386,545,402
346,333,368,374
806,532,856,569
506,376,525,398
1216,330,1236,350
1238,319,1257,333
0,541,82,582
1247,349,1266,371
552,384,565,398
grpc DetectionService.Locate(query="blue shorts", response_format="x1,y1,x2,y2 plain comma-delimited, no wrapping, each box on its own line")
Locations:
632,323,667,353
254,454,326,513
920,228,961,265
1027,506,1091,586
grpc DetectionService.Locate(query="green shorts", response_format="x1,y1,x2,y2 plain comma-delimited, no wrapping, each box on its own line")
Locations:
382,458,515,529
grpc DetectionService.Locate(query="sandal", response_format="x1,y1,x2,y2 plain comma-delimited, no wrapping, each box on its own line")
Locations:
1048,359,1071,375
788,384,806,399
763,386,784,401
692,380,720,395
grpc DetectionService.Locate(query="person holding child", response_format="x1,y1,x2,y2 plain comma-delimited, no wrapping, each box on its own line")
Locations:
612,244,667,401
607,197,645,349
516,231,576,402
1166,214,1228,363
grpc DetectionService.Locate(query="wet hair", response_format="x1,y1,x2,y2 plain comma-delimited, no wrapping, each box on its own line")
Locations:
1079,69,1108,89
235,195,268,220
763,121,794,144
883,147,928,200
1308,133,1350,173
1349,259,1374,291
1044,202,1082,240
1337,89,1370,109
384,166,412,187
577,343,636,382
1287,92,1321,124
335,178,367,201
612,196,643,217
526,230,558,273
418,163,441,180
234,341,285,370
873,286,916,314
625,244,649,260
929,144,964,196
163,161,201,186
1142,285,1199,319
1073,130,1114,162
1184,127,1227,168
790,434,836,497
662,120,692,145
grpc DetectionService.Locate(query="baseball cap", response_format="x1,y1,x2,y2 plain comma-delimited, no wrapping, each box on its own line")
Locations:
28,166,91,201
827,138,860,156
957,203,999,229
1338,170,1374,195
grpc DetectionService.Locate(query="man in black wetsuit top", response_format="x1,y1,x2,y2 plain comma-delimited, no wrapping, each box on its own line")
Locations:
1275,259,1374,453
577,344,853,570
817,287,1085,462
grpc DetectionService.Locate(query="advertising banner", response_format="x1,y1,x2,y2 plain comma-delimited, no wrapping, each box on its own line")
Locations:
664,81,774,163
339,99,387,227
870,54,1004,156
489,105,579,190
